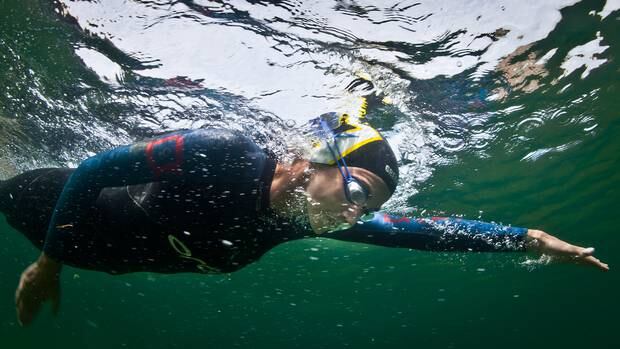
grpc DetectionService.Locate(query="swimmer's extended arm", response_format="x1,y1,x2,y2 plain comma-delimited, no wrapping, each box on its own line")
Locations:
328,212,609,270
328,212,527,252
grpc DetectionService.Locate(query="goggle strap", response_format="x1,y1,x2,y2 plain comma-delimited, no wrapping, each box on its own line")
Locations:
324,141,351,182
320,119,353,181
319,117,368,206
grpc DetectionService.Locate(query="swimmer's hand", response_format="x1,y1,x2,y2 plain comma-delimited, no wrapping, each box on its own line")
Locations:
15,253,62,326
525,229,609,271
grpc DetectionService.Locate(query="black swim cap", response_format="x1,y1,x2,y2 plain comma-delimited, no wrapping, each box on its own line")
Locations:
339,137,399,194
309,112,399,194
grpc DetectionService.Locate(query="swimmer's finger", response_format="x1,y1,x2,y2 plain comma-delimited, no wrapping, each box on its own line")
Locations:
582,255,609,272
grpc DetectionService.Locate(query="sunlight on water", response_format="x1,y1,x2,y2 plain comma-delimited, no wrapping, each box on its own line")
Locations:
2,0,615,213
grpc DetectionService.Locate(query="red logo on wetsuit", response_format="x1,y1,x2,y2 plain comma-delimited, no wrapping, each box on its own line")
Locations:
145,135,184,178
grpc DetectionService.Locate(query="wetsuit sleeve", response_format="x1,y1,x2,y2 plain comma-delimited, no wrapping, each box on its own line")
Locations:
43,130,199,260
327,212,528,252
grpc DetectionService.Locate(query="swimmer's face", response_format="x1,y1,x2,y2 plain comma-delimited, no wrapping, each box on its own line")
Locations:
305,165,391,234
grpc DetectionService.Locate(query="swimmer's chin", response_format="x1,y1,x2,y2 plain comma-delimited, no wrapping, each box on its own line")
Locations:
308,211,355,234
327,222,353,233
310,219,352,234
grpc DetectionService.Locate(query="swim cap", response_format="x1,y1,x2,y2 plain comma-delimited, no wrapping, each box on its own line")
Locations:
309,112,399,194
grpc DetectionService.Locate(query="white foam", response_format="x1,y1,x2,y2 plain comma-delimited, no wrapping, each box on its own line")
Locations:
559,32,609,79
597,0,620,19
75,47,124,86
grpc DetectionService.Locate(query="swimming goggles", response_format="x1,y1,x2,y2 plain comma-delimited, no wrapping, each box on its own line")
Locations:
318,118,370,208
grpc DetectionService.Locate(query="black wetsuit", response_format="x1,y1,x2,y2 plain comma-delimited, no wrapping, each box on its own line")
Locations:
0,128,527,275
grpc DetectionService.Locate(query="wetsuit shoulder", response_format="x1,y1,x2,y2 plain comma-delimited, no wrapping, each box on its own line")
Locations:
42,128,277,268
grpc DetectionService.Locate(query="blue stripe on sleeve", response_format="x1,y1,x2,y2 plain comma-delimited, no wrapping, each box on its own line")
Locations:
327,212,527,252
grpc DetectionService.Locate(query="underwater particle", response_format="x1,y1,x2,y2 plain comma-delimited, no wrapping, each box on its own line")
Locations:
73,273,80,279
222,239,233,246
309,256,319,260
285,119,296,128
476,268,486,272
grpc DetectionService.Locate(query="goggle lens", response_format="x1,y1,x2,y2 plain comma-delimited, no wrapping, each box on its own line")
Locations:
345,179,369,207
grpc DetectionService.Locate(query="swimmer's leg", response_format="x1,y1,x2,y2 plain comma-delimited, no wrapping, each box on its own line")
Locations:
0,168,73,250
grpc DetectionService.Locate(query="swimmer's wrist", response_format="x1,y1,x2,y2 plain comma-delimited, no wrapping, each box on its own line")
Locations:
526,229,543,239
524,229,546,251
37,253,63,273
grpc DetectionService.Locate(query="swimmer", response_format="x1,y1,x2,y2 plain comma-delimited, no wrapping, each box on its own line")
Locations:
0,103,608,327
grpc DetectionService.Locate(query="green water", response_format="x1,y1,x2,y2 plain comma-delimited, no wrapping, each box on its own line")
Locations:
1,0,619,348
